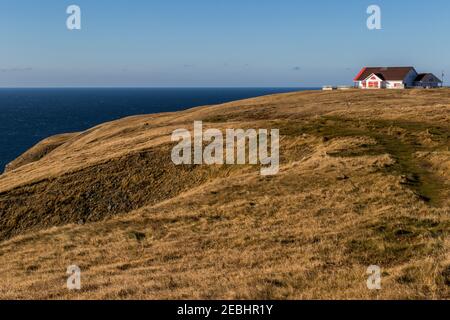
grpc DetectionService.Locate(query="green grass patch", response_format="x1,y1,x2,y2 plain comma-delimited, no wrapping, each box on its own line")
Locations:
345,217,448,266
277,117,450,206
203,115,230,123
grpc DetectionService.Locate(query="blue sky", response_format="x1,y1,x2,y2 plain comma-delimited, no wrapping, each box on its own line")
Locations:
1,0,449,87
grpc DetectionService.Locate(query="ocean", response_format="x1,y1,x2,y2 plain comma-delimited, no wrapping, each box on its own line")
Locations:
0,88,318,172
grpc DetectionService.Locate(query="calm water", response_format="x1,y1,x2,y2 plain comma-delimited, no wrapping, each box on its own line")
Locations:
0,88,318,171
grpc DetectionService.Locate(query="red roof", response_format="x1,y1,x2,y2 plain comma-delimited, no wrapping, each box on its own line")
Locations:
354,67,416,81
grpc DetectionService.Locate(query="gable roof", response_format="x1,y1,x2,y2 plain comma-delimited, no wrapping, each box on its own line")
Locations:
364,73,385,81
414,73,442,83
354,67,416,81
414,73,428,82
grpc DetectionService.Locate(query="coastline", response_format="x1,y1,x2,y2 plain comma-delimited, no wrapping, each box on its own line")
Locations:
0,87,319,172
0,89,448,299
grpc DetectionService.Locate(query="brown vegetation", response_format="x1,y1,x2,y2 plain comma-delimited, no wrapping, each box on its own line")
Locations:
0,89,448,299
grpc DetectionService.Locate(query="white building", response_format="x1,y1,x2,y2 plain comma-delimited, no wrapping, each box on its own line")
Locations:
354,67,442,89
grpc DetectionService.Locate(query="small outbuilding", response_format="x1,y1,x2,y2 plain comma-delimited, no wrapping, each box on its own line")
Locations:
412,73,442,88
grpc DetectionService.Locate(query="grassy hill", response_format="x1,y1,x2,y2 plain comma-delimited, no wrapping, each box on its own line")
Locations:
0,89,448,299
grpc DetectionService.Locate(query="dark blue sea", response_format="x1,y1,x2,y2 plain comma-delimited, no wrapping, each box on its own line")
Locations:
0,88,318,171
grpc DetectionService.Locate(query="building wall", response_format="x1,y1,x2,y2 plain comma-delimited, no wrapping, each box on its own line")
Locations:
413,74,442,88
413,81,441,88
404,69,419,87
385,81,404,89
358,80,404,89
357,74,385,89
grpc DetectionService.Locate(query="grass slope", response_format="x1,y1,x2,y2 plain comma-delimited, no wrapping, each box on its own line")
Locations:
0,89,448,299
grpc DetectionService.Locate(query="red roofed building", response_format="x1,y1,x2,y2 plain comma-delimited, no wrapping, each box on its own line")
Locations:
354,67,442,89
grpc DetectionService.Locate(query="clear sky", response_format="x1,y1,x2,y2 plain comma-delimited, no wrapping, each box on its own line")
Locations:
1,0,449,87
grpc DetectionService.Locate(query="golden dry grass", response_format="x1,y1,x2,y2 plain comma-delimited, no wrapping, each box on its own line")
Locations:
0,89,448,299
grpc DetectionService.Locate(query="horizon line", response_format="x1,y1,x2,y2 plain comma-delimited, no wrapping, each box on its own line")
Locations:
0,86,323,89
